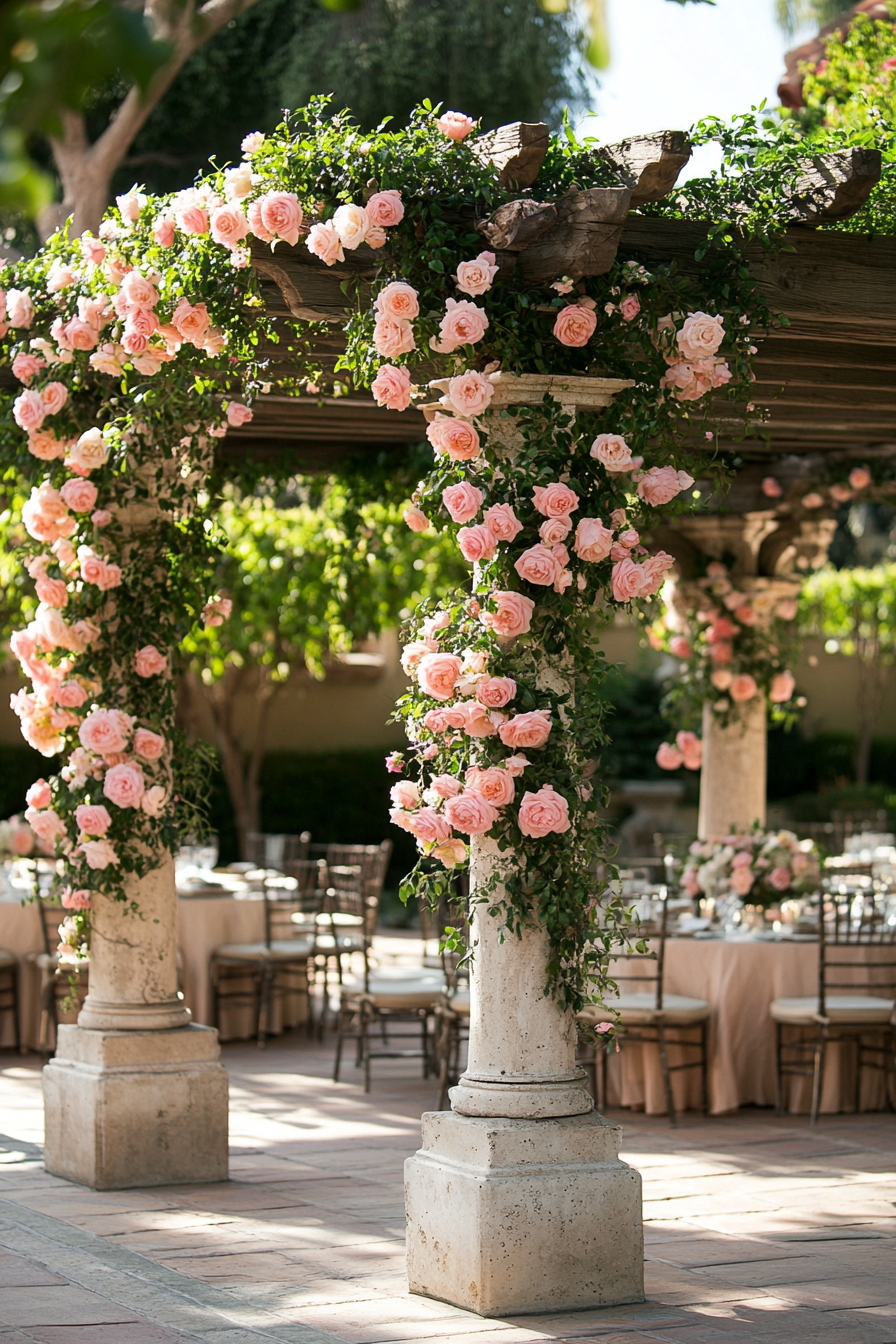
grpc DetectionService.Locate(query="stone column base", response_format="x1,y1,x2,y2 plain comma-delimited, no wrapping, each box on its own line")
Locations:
43,1024,229,1190
405,1110,644,1317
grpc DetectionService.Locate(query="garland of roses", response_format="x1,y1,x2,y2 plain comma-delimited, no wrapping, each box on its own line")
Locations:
0,99,771,998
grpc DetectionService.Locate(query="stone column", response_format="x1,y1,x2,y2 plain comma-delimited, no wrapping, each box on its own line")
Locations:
405,374,644,1317
697,696,767,839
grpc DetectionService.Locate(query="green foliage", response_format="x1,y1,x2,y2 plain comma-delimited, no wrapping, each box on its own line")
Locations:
800,564,896,659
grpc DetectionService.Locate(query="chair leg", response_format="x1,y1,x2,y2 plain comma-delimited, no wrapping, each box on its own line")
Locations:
12,968,21,1054
810,1026,827,1126
657,1023,676,1126
700,1021,709,1116
774,1022,784,1117
362,1004,372,1094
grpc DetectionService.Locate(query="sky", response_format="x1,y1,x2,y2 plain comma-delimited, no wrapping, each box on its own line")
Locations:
575,0,817,176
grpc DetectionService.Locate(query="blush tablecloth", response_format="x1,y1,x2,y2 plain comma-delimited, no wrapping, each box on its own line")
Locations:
602,936,891,1117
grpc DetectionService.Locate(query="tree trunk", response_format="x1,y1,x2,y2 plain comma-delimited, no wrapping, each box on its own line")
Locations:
855,655,888,788
199,665,278,859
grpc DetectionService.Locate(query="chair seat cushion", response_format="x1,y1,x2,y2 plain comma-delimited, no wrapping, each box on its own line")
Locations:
0,948,17,969
340,969,446,1009
770,995,895,1025
314,933,362,953
444,989,470,1016
214,939,314,963
581,993,710,1026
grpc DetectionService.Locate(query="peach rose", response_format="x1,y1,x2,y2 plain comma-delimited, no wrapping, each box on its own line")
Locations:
26,778,52,809
81,838,119,869
423,709,449,733
455,251,498,296
59,478,98,513
731,866,754,896
372,364,412,411
62,888,91,910
639,551,675,596
677,310,725,361
762,476,783,498
35,574,67,608
466,766,514,807
590,433,634,472
57,680,87,707
141,785,168,819
457,700,499,737
178,204,209,235
776,599,797,621
532,482,579,517
730,673,758,703
26,430,65,462
426,414,480,461
22,483,74,543
573,518,613,563
7,288,34,327
483,503,522,542
620,295,641,321
432,298,488,352
407,807,451,844
226,402,253,427
25,806,66,843
849,466,871,490
656,742,684,770
47,258,76,291
427,777,461,804
390,780,421,809
374,281,419,322
38,383,68,418
515,544,559,587
481,590,535,639
373,315,415,359
403,505,430,532
437,111,475,140
518,784,571,838
103,761,145,809
152,217,176,247
305,222,345,266
75,803,111,836
553,304,597,347
537,516,569,546
12,352,45,384
444,370,493,418
676,730,703,770
477,676,516,708
366,190,404,228
210,204,251,249
13,389,45,432
80,708,130,755
444,790,498,834
637,467,695,507
119,271,158,309
256,191,303,246
432,837,467,868
802,493,824,509
417,652,462,700
610,556,650,603
498,709,552,750
770,671,795,703
365,226,387,249
202,596,232,626
134,728,165,760
171,298,210,347
457,523,497,563
442,482,483,524
332,202,369,250
134,645,167,677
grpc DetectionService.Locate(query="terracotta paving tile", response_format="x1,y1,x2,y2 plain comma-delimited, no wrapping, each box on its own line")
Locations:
19,1327,194,1343
769,1276,896,1309
0,1286,139,1328
0,1251,65,1287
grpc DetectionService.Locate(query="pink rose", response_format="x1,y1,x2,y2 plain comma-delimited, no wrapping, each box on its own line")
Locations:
776,599,797,621
477,676,516,708
57,680,87,707
423,709,449,733
762,476,783,499
407,807,452,845
731,866,754,896
7,288,34,327
444,791,498,835
711,643,733,666
498,709,552,750
573,518,614,563
769,866,792,892
366,190,404,228
417,652,462,701
514,544,559,587
47,258,76,291
140,785,167,820
426,415,480,462
80,709,130,756
119,271,158,309
75,803,112,836
12,352,45,384
656,742,684,770
432,298,488,352
26,778,52,809
81,838,118,869
22,483,74,544
802,493,824,509
13,390,45,432
669,635,692,658
457,523,497,563
639,551,675,596
332,202,369,250
431,838,467,868
442,482,483,524
35,574,67,608
428,775,459,799
27,430,66,462
591,434,637,473
373,315,415,358
152,217,176,247
202,596,232,626
770,671,795,703
210,204,251,249
620,295,640,322
518,784,571,838
253,191,303,246
226,402,253,427
455,252,498,296
437,111,475,140
444,371,493,418
532,482,579,517
481,590,535,639
504,754,530,777
134,645,167,677
365,225,387,249
134,728,165,760
103,761,145,809
403,506,430,532
611,556,648,603
62,888,91,910
675,731,702,770
60,478,98,513
849,466,871,490
637,466,695,507
390,780,421,810
241,131,264,154
25,806,67,843
171,298,210,347
730,673,758,703
553,304,597,347
372,364,412,411
731,850,752,869
535,517,568,547
39,383,68,418
483,503,522,542
457,700,499,737
466,766,514,807
374,282,419,322
305,222,345,266
677,311,725,361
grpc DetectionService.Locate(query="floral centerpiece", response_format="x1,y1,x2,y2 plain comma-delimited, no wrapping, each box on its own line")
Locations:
0,812,41,859
681,828,820,911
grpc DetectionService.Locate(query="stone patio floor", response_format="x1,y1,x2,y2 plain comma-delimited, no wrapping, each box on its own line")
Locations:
1,971,895,1343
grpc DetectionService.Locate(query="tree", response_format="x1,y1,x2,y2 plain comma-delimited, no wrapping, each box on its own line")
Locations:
775,0,854,38
800,565,896,786
178,472,464,855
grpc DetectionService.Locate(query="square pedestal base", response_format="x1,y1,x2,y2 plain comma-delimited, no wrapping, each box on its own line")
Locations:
405,1109,644,1317
43,1023,229,1189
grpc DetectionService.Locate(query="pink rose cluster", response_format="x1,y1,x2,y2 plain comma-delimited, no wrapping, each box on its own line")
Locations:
306,190,404,267
656,731,702,772
660,310,732,403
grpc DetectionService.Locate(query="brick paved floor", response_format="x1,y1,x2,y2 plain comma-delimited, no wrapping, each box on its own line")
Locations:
1,1010,895,1342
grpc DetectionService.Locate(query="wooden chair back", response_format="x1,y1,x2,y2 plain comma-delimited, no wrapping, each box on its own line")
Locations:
38,902,66,957
245,830,310,869
262,858,326,946
608,887,670,1011
819,888,896,1016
